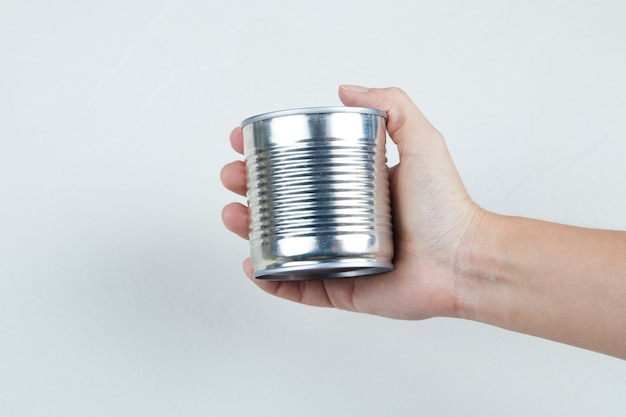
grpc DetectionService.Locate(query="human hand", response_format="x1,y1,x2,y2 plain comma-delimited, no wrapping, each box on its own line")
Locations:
221,86,484,320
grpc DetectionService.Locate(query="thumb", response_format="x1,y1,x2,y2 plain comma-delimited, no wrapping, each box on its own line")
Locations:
338,85,442,154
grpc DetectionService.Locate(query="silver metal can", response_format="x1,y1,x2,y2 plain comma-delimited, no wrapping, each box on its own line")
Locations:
241,107,393,280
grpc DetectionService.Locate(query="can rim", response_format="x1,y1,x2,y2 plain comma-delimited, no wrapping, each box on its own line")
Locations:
240,106,387,127
253,260,393,280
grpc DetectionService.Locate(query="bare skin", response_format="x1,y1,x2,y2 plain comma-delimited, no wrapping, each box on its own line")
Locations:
221,85,626,359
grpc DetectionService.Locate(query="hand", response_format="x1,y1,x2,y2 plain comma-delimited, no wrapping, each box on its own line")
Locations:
220,86,484,320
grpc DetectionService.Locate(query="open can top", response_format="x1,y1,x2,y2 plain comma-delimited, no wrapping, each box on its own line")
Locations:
241,106,386,128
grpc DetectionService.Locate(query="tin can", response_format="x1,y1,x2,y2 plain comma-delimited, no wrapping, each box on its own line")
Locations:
241,107,393,280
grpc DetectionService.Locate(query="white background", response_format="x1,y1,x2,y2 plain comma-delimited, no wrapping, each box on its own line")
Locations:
2,0,626,415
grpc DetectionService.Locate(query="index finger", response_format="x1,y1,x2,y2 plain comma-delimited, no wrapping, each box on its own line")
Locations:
230,127,244,155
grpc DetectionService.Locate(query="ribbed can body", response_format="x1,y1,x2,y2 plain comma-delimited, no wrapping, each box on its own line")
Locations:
242,107,393,280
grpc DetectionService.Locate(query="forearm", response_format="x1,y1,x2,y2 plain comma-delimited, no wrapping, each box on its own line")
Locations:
454,211,626,359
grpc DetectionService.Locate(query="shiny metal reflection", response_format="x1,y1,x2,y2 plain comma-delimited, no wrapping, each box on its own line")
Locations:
242,107,393,280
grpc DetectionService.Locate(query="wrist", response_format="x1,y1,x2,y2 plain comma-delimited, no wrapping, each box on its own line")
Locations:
451,208,512,324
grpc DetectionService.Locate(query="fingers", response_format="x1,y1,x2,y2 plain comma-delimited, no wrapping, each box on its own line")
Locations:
222,128,248,239
220,160,247,197
243,257,254,278
223,127,246,196
338,85,442,154
221,202,249,240
230,127,244,155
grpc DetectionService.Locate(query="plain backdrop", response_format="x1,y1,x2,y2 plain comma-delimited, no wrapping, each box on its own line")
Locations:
1,1,626,416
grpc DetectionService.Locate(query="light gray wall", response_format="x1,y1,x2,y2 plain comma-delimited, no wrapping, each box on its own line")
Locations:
1,1,625,415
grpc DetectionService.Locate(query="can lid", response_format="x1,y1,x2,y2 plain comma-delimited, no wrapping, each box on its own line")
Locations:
240,106,387,128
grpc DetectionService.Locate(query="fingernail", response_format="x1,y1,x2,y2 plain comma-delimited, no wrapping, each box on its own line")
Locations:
340,84,370,93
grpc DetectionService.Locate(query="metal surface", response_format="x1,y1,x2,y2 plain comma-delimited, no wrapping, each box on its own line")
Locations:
242,107,393,280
